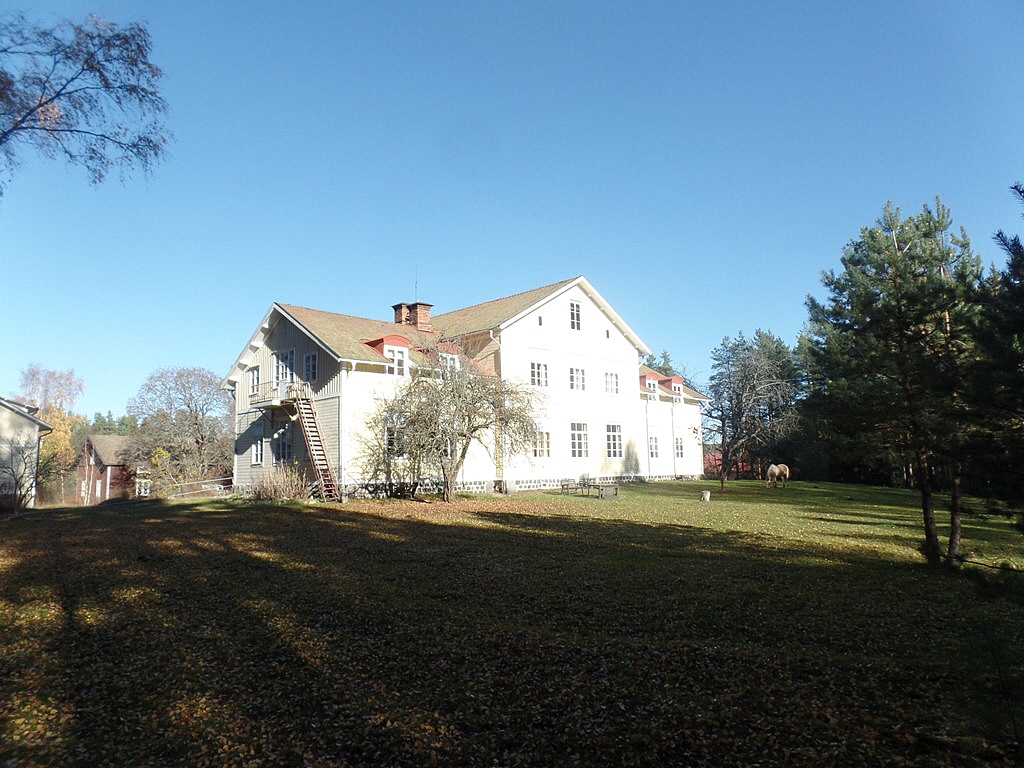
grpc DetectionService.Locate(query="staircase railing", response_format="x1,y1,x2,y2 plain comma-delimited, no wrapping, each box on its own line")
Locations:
288,382,340,502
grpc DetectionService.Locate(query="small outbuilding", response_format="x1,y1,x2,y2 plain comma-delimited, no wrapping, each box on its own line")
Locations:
76,435,133,504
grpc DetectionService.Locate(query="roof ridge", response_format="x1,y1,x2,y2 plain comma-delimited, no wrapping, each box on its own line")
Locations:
432,276,580,319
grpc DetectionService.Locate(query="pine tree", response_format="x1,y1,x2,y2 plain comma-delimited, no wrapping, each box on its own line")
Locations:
807,200,983,566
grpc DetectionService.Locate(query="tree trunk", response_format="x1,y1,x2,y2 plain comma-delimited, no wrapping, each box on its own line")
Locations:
945,464,963,566
914,452,942,567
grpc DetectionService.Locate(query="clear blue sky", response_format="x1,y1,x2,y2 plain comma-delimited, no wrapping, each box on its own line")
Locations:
2,1,1023,417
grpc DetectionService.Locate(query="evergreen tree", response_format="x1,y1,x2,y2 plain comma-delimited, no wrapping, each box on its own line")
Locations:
807,200,983,566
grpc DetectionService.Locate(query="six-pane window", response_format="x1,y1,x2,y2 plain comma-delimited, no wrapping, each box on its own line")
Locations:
569,367,585,390
570,422,588,458
606,424,623,458
649,436,659,458
531,362,548,386
675,437,685,458
303,351,318,382
605,372,619,394
533,430,551,457
569,301,581,330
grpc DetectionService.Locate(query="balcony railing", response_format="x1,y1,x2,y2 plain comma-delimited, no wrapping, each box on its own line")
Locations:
248,380,312,405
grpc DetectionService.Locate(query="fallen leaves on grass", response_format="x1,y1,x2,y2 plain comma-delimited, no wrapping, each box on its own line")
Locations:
1,492,1022,766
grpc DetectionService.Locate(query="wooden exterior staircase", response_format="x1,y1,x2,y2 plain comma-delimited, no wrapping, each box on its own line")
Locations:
288,382,340,502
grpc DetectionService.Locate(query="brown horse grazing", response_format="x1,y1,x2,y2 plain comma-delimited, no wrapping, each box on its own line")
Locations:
766,463,790,488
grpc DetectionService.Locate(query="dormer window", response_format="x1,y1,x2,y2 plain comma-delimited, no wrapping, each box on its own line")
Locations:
440,353,460,373
646,380,657,391
384,346,407,376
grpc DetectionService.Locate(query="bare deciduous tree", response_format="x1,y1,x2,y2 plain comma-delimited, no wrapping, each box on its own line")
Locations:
0,12,169,196
703,331,799,489
358,352,537,502
126,367,232,490
0,435,52,513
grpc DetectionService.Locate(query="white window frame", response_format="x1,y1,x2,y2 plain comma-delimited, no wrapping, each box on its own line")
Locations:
440,353,460,373
384,345,407,376
385,412,408,457
569,301,581,330
303,351,318,383
606,424,623,458
649,436,659,458
252,422,264,465
533,429,551,458
273,350,295,397
569,367,585,391
570,422,588,458
675,437,685,458
530,362,548,387
248,366,260,396
605,372,619,394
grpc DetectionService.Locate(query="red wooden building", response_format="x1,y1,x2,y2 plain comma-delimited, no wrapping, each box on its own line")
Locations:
76,435,133,504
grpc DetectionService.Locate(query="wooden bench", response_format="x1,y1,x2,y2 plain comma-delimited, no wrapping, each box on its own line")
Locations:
560,474,618,499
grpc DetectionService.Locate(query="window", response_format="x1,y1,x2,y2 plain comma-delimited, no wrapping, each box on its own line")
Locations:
646,379,657,390
272,420,292,464
440,353,460,373
605,372,619,394
384,346,406,376
569,301,581,330
385,412,408,457
569,367,585,391
538,316,543,326
530,362,548,387
303,352,318,382
533,430,551,458
649,436,659,458
675,437,685,458
248,366,260,396
252,423,264,465
606,424,623,458
274,350,295,386
570,422,588,458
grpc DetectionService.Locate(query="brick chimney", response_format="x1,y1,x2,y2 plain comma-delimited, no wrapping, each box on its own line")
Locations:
392,303,410,325
408,302,433,332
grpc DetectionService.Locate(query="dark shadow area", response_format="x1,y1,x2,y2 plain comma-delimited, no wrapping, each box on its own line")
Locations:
1,495,1021,767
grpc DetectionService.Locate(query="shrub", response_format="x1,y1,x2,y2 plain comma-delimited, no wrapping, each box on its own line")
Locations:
249,465,311,502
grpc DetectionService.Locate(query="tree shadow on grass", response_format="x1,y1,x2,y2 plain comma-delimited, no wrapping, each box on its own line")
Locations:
1,500,1022,766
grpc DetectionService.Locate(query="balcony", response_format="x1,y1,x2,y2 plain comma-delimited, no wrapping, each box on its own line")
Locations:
248,381,309,406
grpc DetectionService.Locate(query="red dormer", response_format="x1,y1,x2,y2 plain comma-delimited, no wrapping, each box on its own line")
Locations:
363,334,412,356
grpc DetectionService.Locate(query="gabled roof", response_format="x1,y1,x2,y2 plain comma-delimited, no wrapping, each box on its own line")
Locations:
0,397,53,432
223,303,447,387
278,304,441,363
224,276,656,388
432,275,651,354
87,435,130,466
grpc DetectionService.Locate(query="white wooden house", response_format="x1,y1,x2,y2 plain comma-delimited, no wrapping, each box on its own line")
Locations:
0,396,53,509
223,276,708,498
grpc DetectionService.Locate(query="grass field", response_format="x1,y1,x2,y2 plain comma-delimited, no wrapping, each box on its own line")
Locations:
1,481,1022,766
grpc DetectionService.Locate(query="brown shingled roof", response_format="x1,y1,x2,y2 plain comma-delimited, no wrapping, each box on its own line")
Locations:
88,435,130,467
277,304,442,364
431,277,580,338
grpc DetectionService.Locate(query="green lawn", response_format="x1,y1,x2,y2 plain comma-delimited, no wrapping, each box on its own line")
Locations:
1,481,1022,766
